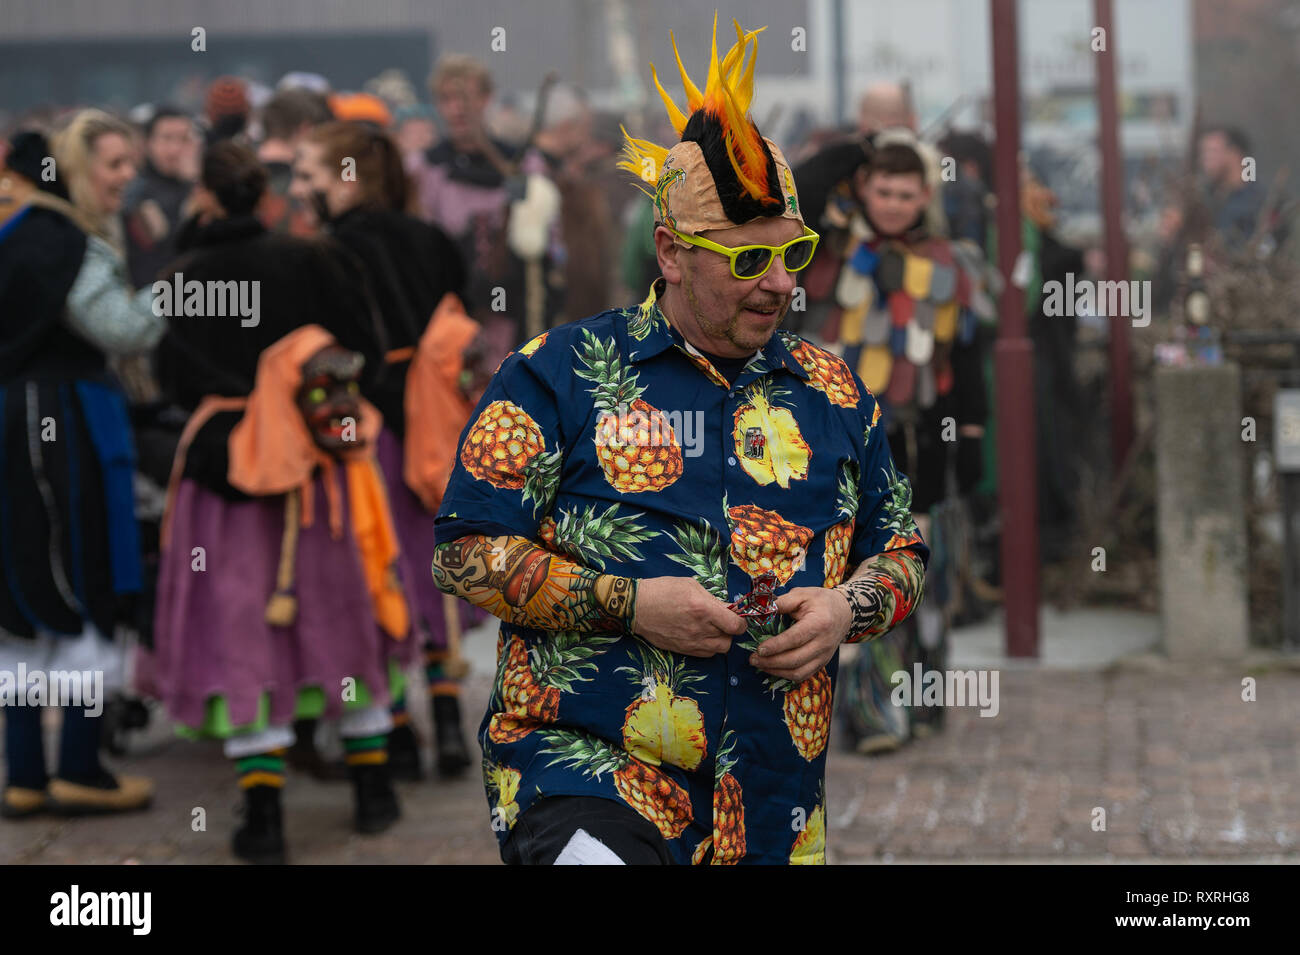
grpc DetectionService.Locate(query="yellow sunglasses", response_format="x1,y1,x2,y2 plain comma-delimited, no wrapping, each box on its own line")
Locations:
666,224,821,280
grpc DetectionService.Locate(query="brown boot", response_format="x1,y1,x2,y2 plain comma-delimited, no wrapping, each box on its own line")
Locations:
1,786,48,819
47,772,154,815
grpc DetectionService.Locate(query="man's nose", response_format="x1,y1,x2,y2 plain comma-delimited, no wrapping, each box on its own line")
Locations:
759,254,797,295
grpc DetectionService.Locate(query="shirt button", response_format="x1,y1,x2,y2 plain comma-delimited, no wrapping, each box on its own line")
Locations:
729,675,739,687
727,456,737,466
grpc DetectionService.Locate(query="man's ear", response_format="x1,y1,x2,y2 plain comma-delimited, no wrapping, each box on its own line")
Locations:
655,224,684,285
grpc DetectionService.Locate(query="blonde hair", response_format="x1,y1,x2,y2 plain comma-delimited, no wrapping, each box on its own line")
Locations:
49,109,136,243
429,54,493,98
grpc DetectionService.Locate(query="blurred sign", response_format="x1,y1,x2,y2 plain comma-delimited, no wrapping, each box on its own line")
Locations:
1277,390,1300,473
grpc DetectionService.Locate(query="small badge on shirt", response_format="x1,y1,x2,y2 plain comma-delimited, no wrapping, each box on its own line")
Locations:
743,427,766,459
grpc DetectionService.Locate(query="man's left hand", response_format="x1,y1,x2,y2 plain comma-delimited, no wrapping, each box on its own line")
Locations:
749,587,853,685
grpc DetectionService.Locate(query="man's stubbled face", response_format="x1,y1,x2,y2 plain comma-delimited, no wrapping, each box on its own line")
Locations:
297,345,365,453
675,215,803,357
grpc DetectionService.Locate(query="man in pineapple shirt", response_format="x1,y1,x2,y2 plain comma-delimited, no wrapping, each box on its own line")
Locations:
432,17,929,865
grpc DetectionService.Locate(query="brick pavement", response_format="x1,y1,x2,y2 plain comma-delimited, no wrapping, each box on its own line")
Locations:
3,655,1298,864
825,658,1300,863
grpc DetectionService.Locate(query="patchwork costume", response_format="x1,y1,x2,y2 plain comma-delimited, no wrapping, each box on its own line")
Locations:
433,18,929,864
809,160,995,749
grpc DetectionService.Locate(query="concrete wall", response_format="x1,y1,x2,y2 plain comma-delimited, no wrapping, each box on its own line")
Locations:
0,0,813,100
1154,363,1251,659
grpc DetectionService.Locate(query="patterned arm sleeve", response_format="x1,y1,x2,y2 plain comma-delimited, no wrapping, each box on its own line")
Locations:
432,534,636,634
432,339,637,632
834,546,926,644
64,235,165,354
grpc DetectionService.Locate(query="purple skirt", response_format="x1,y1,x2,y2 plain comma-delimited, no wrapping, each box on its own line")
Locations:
148,471,403,731
376,427,487,649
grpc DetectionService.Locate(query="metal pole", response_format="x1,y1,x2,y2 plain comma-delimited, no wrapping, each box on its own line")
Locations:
832,0,846,128
1094,0,1134,471
991,0,1040,657
1284,472,1300,648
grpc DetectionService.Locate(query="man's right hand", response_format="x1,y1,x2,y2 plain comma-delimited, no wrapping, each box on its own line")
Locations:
631,577,748,658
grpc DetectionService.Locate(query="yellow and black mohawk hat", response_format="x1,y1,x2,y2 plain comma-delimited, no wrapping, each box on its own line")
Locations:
618,13,803,235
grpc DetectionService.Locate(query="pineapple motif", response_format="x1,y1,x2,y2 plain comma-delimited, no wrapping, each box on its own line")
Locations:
624,287,667,343
460,399,562,515
575,329,684,493
486,713,537,743
663,519,729,600
732,378,811,489
691,836,711,865
879,460,923,550
790,782,826,864
540,728,693,840
616,640,709,771
518,331,548,357
864,399,883,446
785,669,833,760
488,635,550,743
484,760,522,830
711,728,746,864
741,615,833,762
689,728,747,866
537,502,654,571
488,631,618,743
823,459,860,586
725,499,814,586
782,332,860,408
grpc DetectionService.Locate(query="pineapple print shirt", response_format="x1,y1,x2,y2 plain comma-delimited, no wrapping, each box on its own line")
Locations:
437,279,929,864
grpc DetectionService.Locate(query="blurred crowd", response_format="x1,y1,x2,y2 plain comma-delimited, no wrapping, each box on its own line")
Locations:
0,51,1291,861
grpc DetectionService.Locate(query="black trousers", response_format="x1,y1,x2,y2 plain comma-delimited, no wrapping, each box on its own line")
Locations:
501,795,675,865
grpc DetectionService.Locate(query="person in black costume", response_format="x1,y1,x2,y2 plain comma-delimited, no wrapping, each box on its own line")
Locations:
292,120,486,780
0,119,163,817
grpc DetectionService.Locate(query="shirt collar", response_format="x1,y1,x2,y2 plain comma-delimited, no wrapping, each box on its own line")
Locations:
624,278,810,382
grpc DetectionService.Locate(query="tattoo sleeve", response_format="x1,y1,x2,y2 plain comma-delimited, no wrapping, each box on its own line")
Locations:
833,546,927,644
432,534,637,634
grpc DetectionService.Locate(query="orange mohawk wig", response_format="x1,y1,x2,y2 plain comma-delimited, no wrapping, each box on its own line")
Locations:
619,13,799,230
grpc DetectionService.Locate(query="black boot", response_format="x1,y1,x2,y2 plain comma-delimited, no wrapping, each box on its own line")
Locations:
432,695,472,778
350,762,401,834
386,723,424,782
287,718,347,782
231,785,286,864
